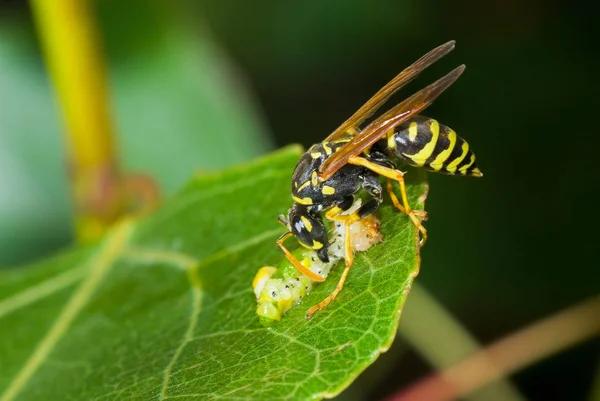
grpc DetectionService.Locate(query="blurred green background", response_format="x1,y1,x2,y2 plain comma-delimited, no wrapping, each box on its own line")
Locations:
0,0,598,400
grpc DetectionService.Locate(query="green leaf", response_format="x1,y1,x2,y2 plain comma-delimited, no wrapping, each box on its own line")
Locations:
0,146,427,400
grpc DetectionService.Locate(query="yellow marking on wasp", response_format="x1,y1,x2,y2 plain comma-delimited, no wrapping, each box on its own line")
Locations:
346,127,359,136
446,142,469,173
387,128,396,149
325,205,343,217
408,121,419,140
311,171,319,186
294,181,298,188
297,181,310,192
292,196,313,205
297,239,312,249
312,240,324,249
459,154,476,174
301,216,313,232
471,167,483,177
311,152,322,159
322,142,333,155
403,119,439,166
333,138,352,144
430,129,457,171
322,185,336,195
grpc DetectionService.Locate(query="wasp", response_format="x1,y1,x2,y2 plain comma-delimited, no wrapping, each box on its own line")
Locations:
276,41,482,318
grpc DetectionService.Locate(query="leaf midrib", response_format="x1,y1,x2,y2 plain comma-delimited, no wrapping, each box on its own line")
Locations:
0,221,287,401
0,220,134,401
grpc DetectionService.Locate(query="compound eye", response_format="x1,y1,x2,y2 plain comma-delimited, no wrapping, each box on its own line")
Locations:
291,215,310,240
288,215,315,249
289,204,328,253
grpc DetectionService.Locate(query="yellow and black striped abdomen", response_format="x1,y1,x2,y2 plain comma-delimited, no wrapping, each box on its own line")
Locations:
385,116,482,177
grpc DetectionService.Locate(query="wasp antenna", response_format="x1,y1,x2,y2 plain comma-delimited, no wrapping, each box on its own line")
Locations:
277,214,289,228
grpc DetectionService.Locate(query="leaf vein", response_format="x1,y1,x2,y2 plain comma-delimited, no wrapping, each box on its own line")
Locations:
0,267,87,320
0,221,133,401
158,285,202,400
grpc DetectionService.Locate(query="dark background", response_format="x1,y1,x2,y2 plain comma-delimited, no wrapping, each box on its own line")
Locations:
1,0,598,399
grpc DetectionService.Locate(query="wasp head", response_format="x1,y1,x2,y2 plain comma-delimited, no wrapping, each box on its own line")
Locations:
286,203,329,263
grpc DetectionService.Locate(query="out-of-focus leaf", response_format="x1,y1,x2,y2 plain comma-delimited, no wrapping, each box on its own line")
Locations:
0,2,271,265
0,23,71,266
0,146,427,400
102,0,272,194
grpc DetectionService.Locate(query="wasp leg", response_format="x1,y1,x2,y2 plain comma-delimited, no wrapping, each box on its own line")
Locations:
306,228,351,318
324,207,361,263
307,181,382,319
385,179,427,219
307,217,354,318
363,151,426,218
348,155,427,246
276,232,326,282
306,202,358,318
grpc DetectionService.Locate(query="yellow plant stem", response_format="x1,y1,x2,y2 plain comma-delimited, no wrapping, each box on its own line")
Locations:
30,0,123,243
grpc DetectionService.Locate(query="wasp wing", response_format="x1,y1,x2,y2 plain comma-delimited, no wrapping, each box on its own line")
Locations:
318,65,466,180
322,40,456,143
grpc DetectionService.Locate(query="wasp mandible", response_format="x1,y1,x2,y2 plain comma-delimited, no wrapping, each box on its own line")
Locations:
276,41,482,318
